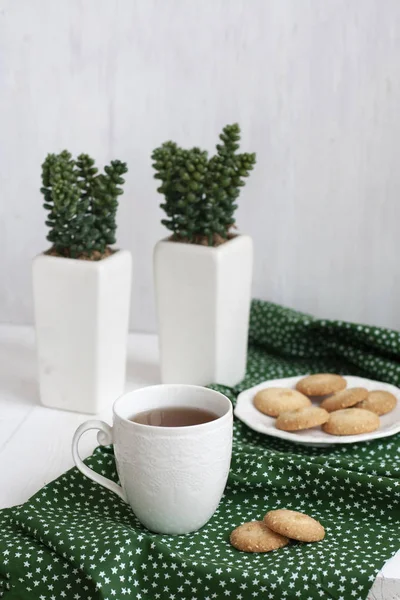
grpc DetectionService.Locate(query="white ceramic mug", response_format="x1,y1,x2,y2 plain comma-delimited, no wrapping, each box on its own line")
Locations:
72,384,233,534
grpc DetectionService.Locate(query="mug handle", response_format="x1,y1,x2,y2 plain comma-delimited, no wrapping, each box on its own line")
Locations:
72,420,127,502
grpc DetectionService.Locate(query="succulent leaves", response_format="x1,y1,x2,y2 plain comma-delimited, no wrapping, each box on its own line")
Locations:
152,123,256,246
41,151,127,258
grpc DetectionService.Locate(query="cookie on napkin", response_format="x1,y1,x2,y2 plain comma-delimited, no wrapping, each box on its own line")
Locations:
230,520,289,553
264,509,325,542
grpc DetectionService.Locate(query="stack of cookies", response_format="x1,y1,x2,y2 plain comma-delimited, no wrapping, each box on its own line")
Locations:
253,374,397,436
230,509,325,553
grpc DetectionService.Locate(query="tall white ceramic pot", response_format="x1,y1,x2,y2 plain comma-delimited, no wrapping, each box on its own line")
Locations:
32,250,132,413
154,235,253,386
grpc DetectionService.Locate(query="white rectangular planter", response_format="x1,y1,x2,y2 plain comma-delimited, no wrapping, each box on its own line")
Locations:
32,250,132,414
154,235,253,386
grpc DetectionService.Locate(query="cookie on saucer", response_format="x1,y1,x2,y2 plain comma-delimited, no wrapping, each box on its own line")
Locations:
296,374,347,396
264,509,325,542
320,387,368,412
253,387,311,417
275,406,329,431
323,408,379,436
357,390,397,416
230,520,289,553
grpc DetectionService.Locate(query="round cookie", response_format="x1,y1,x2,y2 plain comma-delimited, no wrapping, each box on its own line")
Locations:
323,408,380,436
253,387,311,417
275,406,329,431
320,387,368,412
296,374,347,396
264,509,325,542
357,390,397,416
230,520,289,553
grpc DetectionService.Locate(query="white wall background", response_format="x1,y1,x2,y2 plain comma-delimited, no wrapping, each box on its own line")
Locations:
1,0,400,332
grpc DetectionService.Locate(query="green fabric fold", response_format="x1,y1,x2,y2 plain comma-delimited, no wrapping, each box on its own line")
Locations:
1,300,399,600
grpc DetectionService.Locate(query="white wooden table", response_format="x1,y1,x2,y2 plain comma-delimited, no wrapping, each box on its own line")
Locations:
0,325,399,599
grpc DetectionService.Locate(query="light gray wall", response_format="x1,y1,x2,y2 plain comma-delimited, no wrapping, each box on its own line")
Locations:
1,0,400,332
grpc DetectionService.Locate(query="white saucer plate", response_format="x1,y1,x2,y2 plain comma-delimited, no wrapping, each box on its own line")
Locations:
234,375,400,446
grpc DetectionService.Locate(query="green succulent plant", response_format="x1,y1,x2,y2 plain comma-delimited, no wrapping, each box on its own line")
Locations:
151,123,256,246
40,150,127,259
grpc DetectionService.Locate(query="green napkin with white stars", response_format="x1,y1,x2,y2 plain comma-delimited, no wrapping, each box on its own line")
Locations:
1,299,400,600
